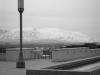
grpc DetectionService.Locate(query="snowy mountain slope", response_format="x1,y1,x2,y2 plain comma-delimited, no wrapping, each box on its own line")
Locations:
0,27,97,45
37,27,95,43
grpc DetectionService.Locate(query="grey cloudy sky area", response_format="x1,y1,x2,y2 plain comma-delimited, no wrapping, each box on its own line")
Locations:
0,0,100,41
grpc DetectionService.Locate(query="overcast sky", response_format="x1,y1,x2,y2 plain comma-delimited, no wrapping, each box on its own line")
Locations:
0,0,100,41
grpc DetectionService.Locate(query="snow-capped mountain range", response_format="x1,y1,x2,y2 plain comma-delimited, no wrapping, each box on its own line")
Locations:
0,27,97,45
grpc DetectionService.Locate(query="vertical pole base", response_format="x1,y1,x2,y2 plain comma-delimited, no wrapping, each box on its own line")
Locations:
16,52,25,68
16,61,25,68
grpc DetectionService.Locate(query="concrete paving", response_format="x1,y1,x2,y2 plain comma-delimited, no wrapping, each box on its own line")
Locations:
0,61,26,75
1,59,100,75
0,59,56,75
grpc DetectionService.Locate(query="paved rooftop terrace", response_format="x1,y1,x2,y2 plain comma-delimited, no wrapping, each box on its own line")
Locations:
1,58,100,75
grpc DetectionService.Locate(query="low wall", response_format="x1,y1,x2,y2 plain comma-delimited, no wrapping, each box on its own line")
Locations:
1,47,100,62
0,53,6,61
0,48,43,61
52,47,100,62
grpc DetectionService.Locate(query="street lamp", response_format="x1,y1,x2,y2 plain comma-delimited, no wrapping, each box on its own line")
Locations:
16,0,25,68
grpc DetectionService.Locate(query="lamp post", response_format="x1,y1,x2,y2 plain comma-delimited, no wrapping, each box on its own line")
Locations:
16,0,25,68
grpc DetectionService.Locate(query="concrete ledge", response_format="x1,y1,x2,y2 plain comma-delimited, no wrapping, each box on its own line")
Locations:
26,56,100,75
45,56,100,69
26,70,90,75
26,67,100,75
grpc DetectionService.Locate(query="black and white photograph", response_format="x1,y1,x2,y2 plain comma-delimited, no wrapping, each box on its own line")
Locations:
0,0,100,75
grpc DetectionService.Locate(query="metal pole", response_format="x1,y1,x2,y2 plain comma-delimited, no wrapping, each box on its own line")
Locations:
20,12,23,54
16,8,25,68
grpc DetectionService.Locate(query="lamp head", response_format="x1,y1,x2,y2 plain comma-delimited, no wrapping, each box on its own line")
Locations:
18,0,24,12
